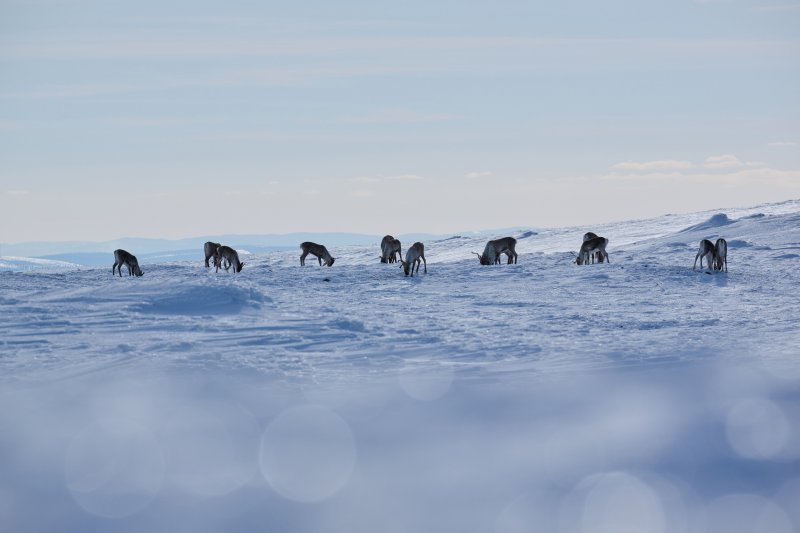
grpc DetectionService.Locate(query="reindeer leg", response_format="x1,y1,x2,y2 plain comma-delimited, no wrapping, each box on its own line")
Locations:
422,255,427,273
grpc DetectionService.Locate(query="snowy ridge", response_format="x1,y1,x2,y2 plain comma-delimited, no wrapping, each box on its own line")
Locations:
2,199,800,532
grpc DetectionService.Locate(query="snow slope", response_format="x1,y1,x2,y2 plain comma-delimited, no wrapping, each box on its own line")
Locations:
1,200,800,533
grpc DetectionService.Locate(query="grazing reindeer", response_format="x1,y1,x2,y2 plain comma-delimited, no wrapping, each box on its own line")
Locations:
473,237,518,265
112,249,144,277
300,242,335,266
692,239,717,271
216,245,244,273
380,235,402,264
576,237,610,265
714,238,728,272
204,241,221,268
582,232,604,263
401,242,427,276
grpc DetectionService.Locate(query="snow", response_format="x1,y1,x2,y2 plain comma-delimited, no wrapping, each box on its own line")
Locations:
1,199,800,532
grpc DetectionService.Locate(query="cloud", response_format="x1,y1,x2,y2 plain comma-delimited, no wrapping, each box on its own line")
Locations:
768,141,797,147
350,190,374,198
257,181,281,196
600,168,800,185
348,177,380,184
611,160,694,171
599,154,800,186
5,190,30,196
609,154,769,176
465,171,493,179
703,154,765,169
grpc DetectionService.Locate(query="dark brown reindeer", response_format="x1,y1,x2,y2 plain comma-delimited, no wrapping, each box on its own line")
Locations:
204,241,221,268
112,249,144,277
692,239,717,271
300,242,335,266
582,232,604,263
473,237,518,265
714,238,728,272
401,242,427,276
216,245,244,273
576,236,610,265
380,235,402,264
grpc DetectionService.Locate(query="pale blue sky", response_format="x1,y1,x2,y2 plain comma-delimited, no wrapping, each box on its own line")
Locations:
1,0,798,242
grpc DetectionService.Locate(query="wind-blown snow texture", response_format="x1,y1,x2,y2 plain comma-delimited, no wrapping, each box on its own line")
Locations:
2,200,800,533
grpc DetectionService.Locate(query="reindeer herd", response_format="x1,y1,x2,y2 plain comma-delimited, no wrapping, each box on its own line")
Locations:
111,233,729,277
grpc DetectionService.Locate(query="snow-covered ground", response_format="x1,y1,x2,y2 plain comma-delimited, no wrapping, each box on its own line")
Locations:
2,200,800,532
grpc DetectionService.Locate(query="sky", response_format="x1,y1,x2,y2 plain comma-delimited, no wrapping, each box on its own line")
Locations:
1,0,799,243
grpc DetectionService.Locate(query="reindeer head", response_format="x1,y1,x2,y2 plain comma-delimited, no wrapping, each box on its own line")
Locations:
401,261,411,276
473,252,492,265
236,262,244,273
135,266,144,276
326,257,335,267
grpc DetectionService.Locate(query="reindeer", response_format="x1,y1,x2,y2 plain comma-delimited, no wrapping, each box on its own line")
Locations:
692,239,717,271
204,241,221,268
582,232,604,263
401,242,427,276
112,249,144,277
380,235,402,264
300,242,335,266
473,237,518,265
714,238,728,272
216,245,244,273
576,236,610,265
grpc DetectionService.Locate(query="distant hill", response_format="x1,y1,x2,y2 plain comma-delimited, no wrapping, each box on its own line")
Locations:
0,232,447,262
